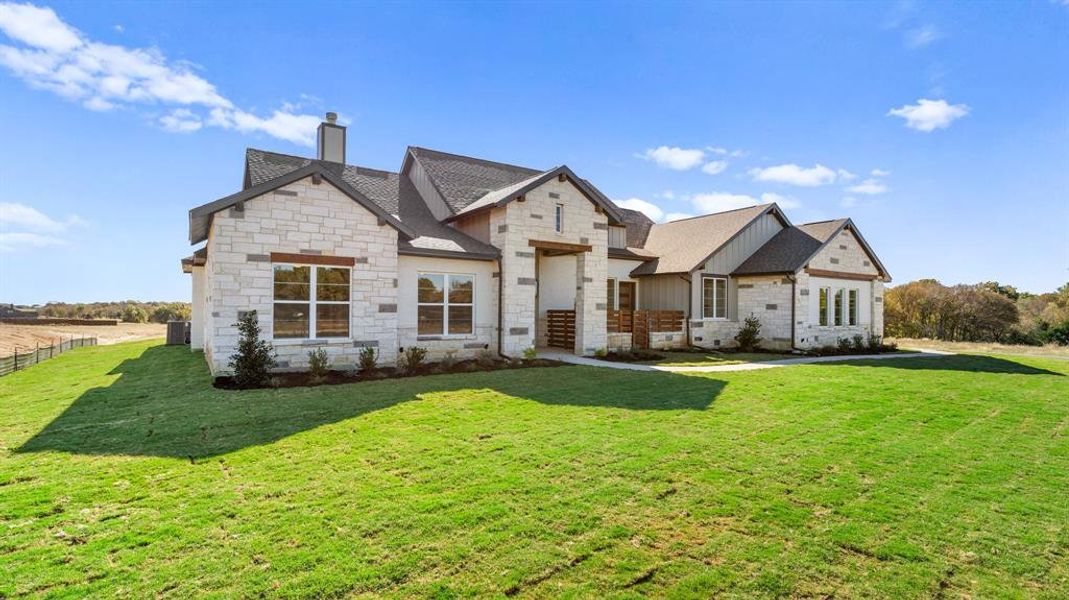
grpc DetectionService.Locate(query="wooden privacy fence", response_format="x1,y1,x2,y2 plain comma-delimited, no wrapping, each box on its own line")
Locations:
0,336,97,377
606,310,685,334
546,310,576,349
607,309,685,349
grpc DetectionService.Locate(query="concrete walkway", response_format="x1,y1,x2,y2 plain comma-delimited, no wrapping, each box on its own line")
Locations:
537,349,954,373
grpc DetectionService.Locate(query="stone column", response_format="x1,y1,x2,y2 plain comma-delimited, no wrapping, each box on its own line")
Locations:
574,250,607,355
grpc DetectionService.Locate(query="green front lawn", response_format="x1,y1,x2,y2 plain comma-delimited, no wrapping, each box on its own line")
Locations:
1,341,1067,598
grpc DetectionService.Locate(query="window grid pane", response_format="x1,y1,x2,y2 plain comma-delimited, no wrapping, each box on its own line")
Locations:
714,279,727,319
418,305,444,335
316,304,349,338
272,264,350,340
834,289,844,326
607,279,616,310
274,303,309,338
819,288,829,326
848,289,858,326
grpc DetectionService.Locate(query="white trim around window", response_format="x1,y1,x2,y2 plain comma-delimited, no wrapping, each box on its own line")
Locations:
272,263,351,341
554,203,564,234
702,276,728,320
417,272,475,337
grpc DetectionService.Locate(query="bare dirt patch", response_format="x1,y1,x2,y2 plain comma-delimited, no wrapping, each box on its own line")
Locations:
0,322,166,355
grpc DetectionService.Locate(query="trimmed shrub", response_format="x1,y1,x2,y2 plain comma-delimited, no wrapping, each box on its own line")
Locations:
399,346,428,374
522,347,538,360
357,346,378,371
475,349,498,368
852,334,865,351
228,311,276,388
866,333,883,352
439,350,458,371
837,337,853,352
307,348,329,381
734,315,763,352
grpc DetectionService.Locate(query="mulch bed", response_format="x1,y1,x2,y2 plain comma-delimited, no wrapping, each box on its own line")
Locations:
214,357,568,390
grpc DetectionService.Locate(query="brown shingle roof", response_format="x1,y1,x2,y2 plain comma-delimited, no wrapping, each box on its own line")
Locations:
407,146,542,213
731,219,847,275
630,204,781,276
616,208,655,248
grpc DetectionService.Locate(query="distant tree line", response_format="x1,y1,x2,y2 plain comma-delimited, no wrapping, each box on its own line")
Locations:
37,301,192,324
885,280,1069,346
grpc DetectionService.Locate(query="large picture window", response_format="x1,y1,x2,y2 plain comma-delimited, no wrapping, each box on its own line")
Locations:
418,273,474,336
702,277,728,319
273,264,350,339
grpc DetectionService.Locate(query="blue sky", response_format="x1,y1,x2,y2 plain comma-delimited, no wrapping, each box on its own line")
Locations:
0,1,1066,304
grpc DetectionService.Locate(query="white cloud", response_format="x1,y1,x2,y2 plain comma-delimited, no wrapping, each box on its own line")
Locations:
615,197,664,222
655,190,675,200
841,196,858,208
847,179,888,195
760,192,801,209
0,201,84,232
664,212,693,222
639,146,706,170
871,168,891,177
701,160,728,175
0,202,84,252
0,231,66,251
113,24,123,33
836,168,858,181
0,2,321,146
748,163,838,187
706,146,746,157
690,192,762,214
159,108,202,133
0,2,80,51
905,24,941,48
888,98,969,132
614,197,696,224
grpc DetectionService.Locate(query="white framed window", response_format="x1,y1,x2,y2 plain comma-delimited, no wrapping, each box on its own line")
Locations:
834,289,845,326
418,272,474,336
273,264,350,340
606,278,617,310
848,289,859,326
554,204,564,234
819,287,830,326
702,276,728,319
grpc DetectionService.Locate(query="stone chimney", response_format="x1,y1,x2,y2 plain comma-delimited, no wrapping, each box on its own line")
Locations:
316,112,345,163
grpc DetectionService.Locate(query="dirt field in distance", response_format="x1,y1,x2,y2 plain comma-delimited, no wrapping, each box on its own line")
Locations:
0,322,167,355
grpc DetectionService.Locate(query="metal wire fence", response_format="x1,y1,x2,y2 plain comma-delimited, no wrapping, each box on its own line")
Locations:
0,336,98,377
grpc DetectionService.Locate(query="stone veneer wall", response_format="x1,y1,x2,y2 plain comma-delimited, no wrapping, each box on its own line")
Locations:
736,275,795,350
203,176,399,374
489,178,608,356
793,227,884,349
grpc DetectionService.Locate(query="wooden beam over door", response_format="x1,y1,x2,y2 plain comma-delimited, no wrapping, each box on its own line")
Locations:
804,268,878,281
528,239,593,254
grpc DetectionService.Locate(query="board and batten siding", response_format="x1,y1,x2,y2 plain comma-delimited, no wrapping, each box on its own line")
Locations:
640,274,690,312
452,211,491,244
703,212,784,274
689,212,785,322
608,226,627,248
407,156,453,221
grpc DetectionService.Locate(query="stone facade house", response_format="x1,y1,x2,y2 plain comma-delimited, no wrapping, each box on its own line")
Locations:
183,113,890,374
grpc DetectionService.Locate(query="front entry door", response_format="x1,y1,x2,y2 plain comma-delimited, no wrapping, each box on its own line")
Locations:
618,282,636,312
